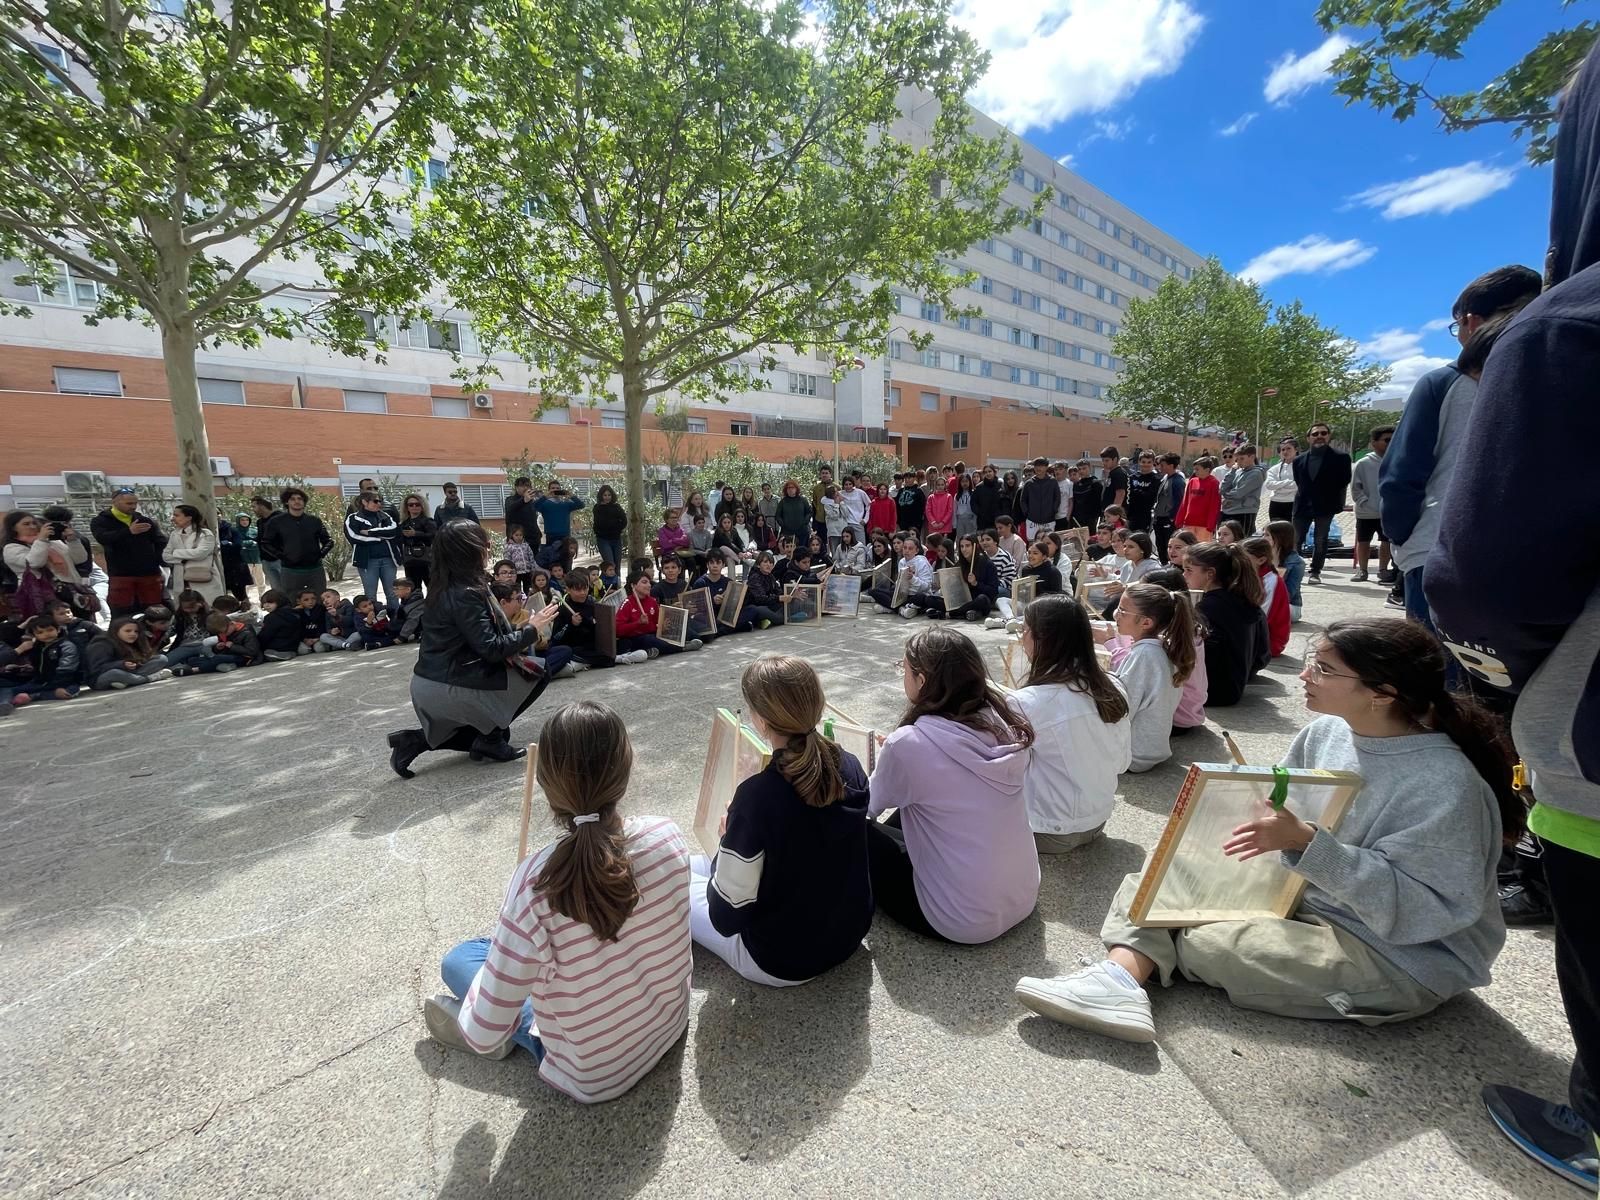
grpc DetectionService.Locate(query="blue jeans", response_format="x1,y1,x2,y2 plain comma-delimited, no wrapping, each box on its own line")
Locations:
165,643,212,665
596,538,623,573
441,938,544,1061
358,557,399,609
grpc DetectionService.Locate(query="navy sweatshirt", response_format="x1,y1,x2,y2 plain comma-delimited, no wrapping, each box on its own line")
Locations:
1198,588,1268,707
1426,48,1600,825
707,751,872,981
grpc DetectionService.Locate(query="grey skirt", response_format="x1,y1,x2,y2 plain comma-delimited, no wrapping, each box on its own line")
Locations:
411,667,539,747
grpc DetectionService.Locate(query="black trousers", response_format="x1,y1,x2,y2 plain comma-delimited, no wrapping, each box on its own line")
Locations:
865,816,951,942
1268,500,1295,523
1294,511,1336,575
1546,841,1600,1131
404,559,431,594
1153,517,1175,564
1224,512,1257,535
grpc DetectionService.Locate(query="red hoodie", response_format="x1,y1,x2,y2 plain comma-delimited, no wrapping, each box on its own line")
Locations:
1261,564,1290,657
616,592,660,638
1174,473,1221,530
868,487,897,535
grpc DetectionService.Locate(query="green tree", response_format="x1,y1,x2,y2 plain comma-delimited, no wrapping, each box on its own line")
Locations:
412,0,1035,558
0,0,481,528
1248,301,1390,443
692,446,781,504
1317,0,1597,164
1108,259,1270,457
785,446,903,487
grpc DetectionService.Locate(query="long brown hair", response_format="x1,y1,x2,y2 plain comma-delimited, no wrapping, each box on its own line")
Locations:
1021,595,1128,724
1320,617,1523,839
1121,582,1197,686
532,701,640,941
740,655,845,807
1188,541,1264,607
901,626,1034,748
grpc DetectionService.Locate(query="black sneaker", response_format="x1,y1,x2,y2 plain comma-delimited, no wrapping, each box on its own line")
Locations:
1376,568,1398,584
1482,1084,1599,1189
1498,883,1554,926
1384,593,1405,609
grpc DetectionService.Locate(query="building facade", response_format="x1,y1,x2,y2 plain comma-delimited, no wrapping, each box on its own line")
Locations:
0,90,1220,520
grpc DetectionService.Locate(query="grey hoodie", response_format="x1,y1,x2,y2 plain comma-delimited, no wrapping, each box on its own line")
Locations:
1219,462,1266,517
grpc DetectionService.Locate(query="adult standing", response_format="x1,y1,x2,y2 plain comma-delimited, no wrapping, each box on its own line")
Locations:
250,496,284,594
397,494,437,594
1219,443,1266,535
234,514,263,593
810,466,835,545
502,477,541,548
345,478,399,520
1349,427,1394,584
345,491,403,610
39,505,95,586
261,487,333,596
757,482,779,524
162,504,225,606
590,485,627,572
91,486,168,616
3,511,89,616
531,479,586,567
1265,440,1299,523
1380,267,1541,629
1427,49,1600,1186
1150,453,1185,564
775,480,813,542
1290,423,1351,586
433,482,479,525
1019,458,1059,542
1123,452,1160,532
972,464,1004,533
388,520,560,776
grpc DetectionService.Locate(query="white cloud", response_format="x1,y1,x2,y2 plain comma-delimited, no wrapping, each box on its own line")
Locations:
1055,152,1078,169
1218,111,1257,137
1348,161,1518,219
1264,34,1351,106
1356,325,1455,402
1237,235,1377,286
1372,352,1455,402
1357,328,1426,361
958,0,1205,135
1081,116,1137,147
1419,317,1453,333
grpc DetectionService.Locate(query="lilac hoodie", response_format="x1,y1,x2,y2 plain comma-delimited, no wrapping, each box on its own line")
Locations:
868,714,1039,943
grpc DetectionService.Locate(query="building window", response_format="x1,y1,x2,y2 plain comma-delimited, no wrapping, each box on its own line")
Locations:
601,414,626,429
889,387,901,408
686,417,708,433
198,378,245,406
730,421,751,436
919,391,938,411
427,321,459,352
979,361,992,378
431,396,470,419
37,261,101,308
457,484,505,520
951,431,968,450
33,42,68,88
919,301,942,323
342,389,387,413
788,372,818,396
54,366,121,396
921,348,939,368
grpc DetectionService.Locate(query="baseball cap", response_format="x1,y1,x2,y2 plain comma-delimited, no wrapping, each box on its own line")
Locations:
112,486,138,496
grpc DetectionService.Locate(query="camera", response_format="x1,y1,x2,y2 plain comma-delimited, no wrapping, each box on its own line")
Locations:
43,522,63,540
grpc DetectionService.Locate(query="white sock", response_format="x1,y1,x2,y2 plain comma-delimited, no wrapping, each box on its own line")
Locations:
1101,960,1142,991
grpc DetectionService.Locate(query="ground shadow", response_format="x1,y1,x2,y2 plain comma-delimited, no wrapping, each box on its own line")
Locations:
424,1036,685,1199
1032,836,1147,937
871,908,1053,1035
1016,1014,1162,1076
1151,983,1575,1197
692,947,874,1164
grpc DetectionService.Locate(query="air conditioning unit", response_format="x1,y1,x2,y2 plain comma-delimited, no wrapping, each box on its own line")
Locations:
208,456,234,477
62,470,108,494
472,392,494,410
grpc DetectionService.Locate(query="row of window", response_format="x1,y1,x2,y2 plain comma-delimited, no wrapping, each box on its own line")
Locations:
955,284,1120,339
977,237,1133,307
888,334,1119,374
1009,167,1192,278
886,357,1107,407
46,366,484,418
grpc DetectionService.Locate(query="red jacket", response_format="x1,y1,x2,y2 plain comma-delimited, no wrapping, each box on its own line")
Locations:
868,491,897,534
1262,565,1291,657
616,593,660,638
925,491,954,534
1174,474,1221,530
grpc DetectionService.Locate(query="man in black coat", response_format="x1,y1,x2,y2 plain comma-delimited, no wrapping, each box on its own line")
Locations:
1291,421,1352,584
90,487,169,616
502,476,542,546
260,487,334,595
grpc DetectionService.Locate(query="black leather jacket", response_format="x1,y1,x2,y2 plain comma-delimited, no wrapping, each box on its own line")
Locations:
413,584,538,690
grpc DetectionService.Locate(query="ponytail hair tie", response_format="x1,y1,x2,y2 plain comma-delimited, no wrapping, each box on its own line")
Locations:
572,813,600,825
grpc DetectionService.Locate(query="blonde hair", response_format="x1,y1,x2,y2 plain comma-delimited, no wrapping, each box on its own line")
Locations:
533,701,639,941
740,655,845,807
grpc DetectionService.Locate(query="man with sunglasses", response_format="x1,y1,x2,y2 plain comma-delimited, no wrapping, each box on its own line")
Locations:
1290,423,1351,585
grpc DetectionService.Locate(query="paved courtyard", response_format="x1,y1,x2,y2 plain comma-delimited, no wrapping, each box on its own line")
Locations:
0,578,1579,1199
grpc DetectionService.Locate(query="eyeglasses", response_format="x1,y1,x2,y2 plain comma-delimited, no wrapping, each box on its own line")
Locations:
1309,429,1330,438
1302,651,1358,683
1448,319,1460,337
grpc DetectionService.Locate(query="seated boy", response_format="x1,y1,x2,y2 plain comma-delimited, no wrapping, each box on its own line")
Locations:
691,555,750,633
392,577,425,643
355,595,397,649
258,590,311,660
317,589,362,651
1,613,80,706
550,570,609,669
652,557,689,606
208,610,262,667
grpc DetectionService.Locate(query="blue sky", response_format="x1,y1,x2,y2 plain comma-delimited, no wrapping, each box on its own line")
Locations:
950,0,1563,404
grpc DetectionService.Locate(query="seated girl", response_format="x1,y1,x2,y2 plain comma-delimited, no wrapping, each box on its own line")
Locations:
1242,535,1291,658
1141,568,1208,734
1265,520,1306,621
741,551,786,628
870,533,933,616
1166,530,1198,570
526,569,553,612
690,655,873,985
85,616,172,690
1096,530,1159,618
1215,519,1246,547
1182,542,1268,707
1098,583,1195,771
912,533,998,621
979,529,1018,628
1010,596,1130,852
1016,617,1519,1043
866,627,1038,943
425,701,693,1102
834,527,869,574
1018,541,1062,595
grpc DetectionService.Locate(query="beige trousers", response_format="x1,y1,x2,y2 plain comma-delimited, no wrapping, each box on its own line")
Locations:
1099,871,1442,1024
1034,823,1106,854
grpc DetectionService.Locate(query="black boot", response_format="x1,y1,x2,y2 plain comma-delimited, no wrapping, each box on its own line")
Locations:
470,728,526,763
388,729,425,779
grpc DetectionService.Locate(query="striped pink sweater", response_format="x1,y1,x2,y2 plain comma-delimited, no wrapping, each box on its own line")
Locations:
457,816,693,1103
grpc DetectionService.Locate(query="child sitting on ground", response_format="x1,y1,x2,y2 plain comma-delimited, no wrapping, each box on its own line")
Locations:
355,595,397,650
616,570,702,660
1140,568,1208,735
1242,535,1291,658
550,571,612,669
317,589,362,652
207,609,262,666
258,590,309,660
494,582,573,677
742,553,787,629
139,604,175,652
392,578,425,644
1216,519,1246,547
1265,520,1306,622
596,561,621,595
652,558,689,606
2,613,81,705
1098,582,1196,771
526,569,552,612
1182,542,1268,708
84,615,173,690
45,600,96,655
423,700,693,1103
691,555,751,633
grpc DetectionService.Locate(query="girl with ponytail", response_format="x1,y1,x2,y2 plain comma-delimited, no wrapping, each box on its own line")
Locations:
1018,615,1518,1045
690,655,873,985
1183,541,1269,706
425,701,693,1104
1100,582,1197,771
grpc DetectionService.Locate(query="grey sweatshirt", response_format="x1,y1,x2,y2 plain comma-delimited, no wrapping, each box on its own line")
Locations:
1278,716,1504,998
1350,452,1383,519
1113,638,1180,771
1220,462,1266,517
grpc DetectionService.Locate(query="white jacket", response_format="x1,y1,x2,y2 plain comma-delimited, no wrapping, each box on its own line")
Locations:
3,536,87,585
1265,460,1298,504
1010,679,1131,834
162,525,223,603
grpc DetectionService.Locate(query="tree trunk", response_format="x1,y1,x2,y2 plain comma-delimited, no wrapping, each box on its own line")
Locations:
1179,404,1191,461
623,367,649,562
159,318,219,531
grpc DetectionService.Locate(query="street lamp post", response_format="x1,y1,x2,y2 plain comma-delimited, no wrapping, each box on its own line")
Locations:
1256,386,1277,449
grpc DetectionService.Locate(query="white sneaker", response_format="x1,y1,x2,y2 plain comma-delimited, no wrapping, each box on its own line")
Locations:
618,650,649,664
423,994,513,1059
1014,961,1156,1043
984,616,1007,629
1005,618,1024,635
150,668,174,681
898,604,920,619
108,681,128,690
875,604,894,615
